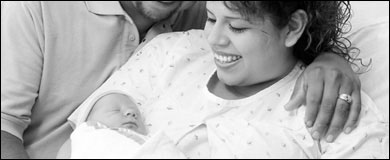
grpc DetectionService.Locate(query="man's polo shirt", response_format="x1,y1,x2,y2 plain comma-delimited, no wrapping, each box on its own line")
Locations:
1,1,206,158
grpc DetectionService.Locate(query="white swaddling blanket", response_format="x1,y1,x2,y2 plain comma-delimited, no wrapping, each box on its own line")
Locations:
70,122,186,159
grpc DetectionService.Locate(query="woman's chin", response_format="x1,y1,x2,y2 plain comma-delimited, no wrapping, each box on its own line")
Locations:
217,74,240,87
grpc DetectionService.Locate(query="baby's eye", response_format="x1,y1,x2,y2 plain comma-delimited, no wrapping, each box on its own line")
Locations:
108,109,121,115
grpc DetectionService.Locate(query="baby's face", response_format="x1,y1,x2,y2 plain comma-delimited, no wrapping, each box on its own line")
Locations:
87,94,147,135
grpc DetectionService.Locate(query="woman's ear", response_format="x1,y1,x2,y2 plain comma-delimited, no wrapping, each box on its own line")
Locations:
285,10,308,47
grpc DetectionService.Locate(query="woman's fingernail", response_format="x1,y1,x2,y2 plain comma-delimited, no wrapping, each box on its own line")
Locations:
344,127,352,134
326,135,334,142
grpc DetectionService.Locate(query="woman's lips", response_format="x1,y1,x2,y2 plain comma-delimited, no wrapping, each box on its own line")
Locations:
214,53,242,64
213,50,242,64
157,1,178,6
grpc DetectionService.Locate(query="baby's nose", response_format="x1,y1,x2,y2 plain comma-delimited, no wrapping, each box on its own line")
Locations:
123,111,138,119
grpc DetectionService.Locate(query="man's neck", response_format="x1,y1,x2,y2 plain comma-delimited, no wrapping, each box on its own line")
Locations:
119,2,154,39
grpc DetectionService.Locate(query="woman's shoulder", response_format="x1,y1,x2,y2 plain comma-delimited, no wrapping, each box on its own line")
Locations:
149,29,210,52
138,29,212,71
154,29,206,40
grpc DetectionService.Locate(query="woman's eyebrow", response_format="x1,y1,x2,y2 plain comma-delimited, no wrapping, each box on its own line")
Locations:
207,9,243,21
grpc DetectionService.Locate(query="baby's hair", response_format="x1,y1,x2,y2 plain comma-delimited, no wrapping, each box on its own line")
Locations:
224,1,368,71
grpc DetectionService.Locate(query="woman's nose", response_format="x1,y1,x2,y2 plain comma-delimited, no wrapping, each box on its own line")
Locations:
207,26,229,47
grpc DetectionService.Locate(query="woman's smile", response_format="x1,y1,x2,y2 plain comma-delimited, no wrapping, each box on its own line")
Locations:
213,50,243,69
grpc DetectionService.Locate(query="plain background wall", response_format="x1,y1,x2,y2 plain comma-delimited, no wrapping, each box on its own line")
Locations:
349,1,389,34
347,1,389,122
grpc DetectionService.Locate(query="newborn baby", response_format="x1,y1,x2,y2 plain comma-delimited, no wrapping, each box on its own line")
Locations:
68,93,184,159
86,93,147,135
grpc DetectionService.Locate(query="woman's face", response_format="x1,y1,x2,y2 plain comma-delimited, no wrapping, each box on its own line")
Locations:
204,1,292,87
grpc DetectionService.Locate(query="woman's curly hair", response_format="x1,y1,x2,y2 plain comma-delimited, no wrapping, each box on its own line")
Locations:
224,1,362,66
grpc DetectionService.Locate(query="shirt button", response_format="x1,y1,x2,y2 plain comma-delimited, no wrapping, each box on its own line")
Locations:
129,35,136,41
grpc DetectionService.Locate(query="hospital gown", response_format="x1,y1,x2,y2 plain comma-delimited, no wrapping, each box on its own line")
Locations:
69,30,389,159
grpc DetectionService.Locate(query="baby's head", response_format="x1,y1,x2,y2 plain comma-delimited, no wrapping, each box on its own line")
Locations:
205,1,353,87
87,93,147,135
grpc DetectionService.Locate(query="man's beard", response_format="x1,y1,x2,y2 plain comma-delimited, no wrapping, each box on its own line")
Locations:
134,2,178,22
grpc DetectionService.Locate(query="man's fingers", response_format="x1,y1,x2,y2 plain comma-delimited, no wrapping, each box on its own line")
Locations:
304,75,324,129
285,75,306,111
310,76,340,140
324,98,350,142
343,88,361,134
323,83,353,142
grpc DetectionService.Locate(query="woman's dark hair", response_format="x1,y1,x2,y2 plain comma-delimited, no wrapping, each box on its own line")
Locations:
223,1,362,66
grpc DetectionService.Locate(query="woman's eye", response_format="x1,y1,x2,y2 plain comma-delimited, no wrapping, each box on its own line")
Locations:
206,17,216,23
229,24,248,33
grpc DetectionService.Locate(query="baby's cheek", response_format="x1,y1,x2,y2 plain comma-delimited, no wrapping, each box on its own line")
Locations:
106,116,124,127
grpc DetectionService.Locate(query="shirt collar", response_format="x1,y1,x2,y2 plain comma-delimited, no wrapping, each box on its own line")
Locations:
85,1,178,24
85,1,126,16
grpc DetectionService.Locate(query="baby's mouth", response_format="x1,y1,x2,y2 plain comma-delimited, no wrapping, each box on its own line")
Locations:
122,121,138,129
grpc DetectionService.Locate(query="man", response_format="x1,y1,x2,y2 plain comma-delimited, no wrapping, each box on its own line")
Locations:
1,1,361,159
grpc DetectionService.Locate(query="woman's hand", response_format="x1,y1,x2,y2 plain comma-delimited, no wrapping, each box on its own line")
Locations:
285,53,361,143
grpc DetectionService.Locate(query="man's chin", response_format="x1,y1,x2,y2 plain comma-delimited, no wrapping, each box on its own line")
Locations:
138,1,198,22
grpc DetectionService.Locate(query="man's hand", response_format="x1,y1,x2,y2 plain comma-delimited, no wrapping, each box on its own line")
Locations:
1,131,29,159
285,53,361,143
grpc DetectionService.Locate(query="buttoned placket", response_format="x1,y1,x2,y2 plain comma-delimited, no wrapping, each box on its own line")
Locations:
120,15,140,66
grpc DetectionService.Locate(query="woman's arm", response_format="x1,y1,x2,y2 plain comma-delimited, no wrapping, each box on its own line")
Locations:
285,53,361,142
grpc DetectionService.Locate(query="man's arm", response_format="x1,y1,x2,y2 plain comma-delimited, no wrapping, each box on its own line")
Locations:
56,138,71,159
1,2,45,158
320,93,387,158
1,131,29,159
285,53,361,142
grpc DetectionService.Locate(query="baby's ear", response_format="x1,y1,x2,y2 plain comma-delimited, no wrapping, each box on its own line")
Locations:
285,9,308,47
